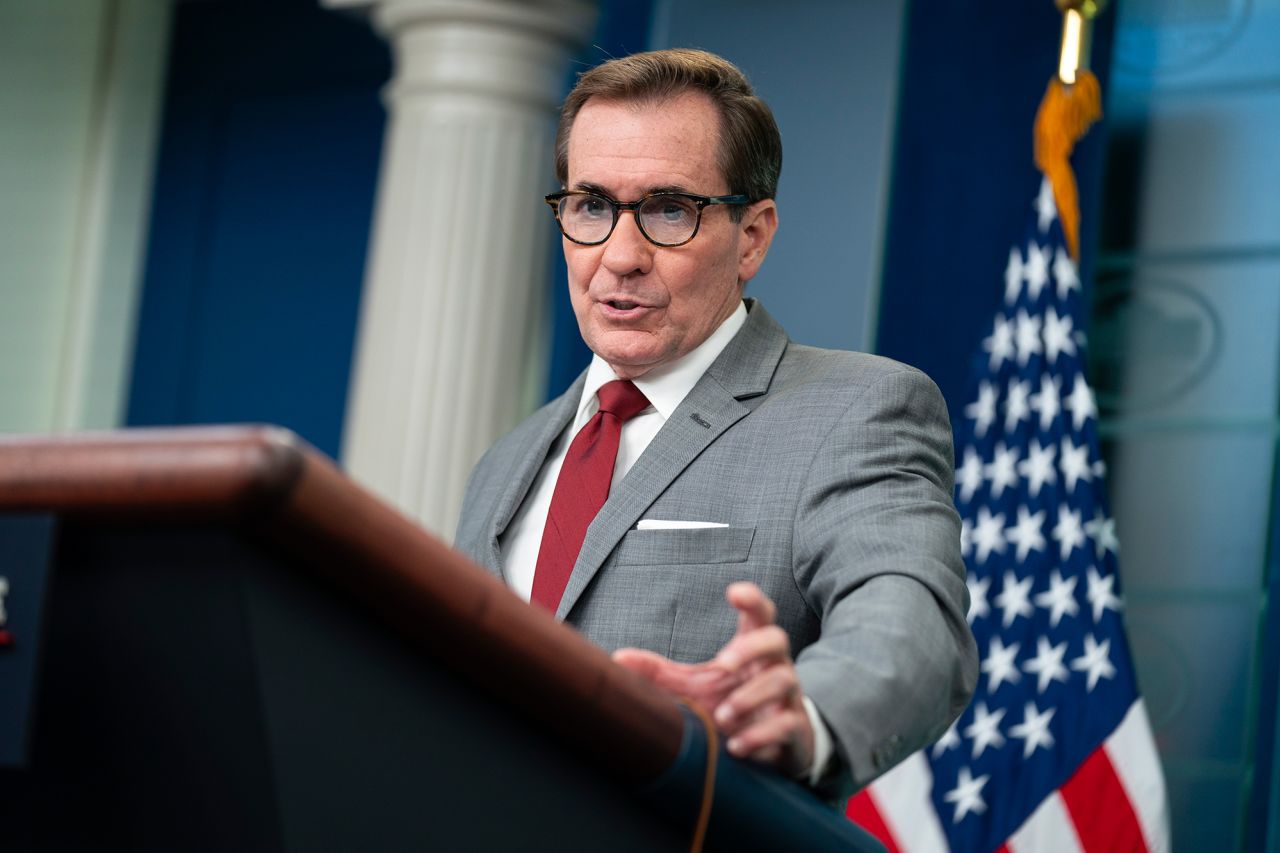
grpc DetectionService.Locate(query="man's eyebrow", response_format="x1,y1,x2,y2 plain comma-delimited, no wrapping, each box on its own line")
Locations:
646,185,694,196
570,182,697,198
572,181,613,197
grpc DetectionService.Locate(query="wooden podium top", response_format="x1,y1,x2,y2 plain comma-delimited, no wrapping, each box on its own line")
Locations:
0,425,685,783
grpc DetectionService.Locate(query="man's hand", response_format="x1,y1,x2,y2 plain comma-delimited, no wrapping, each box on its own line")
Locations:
612,582,815,778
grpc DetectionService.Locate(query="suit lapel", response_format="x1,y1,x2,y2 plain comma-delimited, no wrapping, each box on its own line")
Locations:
555,301,789,619
481,372,585,579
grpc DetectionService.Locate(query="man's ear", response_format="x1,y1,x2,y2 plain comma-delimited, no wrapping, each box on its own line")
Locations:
737,199,779,284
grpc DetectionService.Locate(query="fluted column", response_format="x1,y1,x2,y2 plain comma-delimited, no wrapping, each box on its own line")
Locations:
327,0,595,537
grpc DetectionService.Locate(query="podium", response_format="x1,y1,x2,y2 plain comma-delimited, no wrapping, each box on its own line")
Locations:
0,427,884,852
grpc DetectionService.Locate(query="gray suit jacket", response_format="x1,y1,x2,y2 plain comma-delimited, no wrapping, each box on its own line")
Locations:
455,300,977,791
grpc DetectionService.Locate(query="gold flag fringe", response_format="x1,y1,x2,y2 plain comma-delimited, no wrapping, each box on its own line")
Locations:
1033,70,1101,260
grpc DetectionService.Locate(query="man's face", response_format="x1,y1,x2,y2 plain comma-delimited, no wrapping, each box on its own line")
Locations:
562,92,777,380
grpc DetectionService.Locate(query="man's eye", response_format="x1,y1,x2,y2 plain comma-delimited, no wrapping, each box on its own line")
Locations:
654,199,695,222
571,196,610,217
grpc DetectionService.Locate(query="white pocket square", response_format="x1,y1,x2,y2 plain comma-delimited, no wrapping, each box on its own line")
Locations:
636,519,730,530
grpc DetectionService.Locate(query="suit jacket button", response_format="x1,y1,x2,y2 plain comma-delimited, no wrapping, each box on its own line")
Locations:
873,734,904,770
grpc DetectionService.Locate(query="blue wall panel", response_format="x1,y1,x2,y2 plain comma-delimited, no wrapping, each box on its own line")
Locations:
651,0,906,355
127,0,389,459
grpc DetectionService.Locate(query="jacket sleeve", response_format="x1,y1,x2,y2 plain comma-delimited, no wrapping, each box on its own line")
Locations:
792,366,978,794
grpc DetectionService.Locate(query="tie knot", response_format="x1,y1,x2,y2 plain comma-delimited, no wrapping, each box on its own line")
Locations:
596,380,650,423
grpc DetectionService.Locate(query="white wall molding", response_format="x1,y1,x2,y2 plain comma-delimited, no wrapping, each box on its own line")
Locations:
0,0,171,433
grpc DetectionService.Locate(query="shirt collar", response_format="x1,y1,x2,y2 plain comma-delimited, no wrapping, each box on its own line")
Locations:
574,300,748,429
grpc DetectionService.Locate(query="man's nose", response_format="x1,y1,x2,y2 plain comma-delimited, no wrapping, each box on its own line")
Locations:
600,210,655,276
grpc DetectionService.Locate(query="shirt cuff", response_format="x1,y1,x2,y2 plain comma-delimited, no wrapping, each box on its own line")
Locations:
802,694,835,787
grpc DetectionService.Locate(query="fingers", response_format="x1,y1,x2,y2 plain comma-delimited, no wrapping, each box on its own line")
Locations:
617,585,813,776
742,743,782,767
723,702,814,777
715,624,790,672
710,584,812,777
612,647,741,707
611,647,672,678
714,662,801,733
612,647,693,691
712,647,810,778
727,581,776,634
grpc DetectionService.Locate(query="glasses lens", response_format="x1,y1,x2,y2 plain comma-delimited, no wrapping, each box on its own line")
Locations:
639,195,699,245
558,193,615,243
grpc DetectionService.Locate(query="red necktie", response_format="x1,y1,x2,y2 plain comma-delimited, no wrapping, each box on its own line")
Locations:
530,380,651,612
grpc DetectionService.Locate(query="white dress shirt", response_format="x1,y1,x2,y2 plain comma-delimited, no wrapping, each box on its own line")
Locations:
499,300,833,783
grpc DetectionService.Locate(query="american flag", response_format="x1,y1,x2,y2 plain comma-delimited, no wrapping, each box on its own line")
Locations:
847,179,1169,852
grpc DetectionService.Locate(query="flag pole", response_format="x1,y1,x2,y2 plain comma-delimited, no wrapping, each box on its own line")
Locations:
1035,0,1106,260
1055,0,1104,85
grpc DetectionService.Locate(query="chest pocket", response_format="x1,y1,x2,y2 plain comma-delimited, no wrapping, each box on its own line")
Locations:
612,526,755,566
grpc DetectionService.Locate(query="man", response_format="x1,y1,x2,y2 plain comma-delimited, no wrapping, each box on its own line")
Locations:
455,48,976,795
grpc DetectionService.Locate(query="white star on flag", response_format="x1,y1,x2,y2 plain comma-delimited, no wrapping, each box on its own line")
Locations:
1005,506,1046,562
981,635,1021,693
1017,438,1056,497
1029,373,1061,431
1005,247,1025,305
972,507,1007,564
1053,245,1080,301
985,443,1020,499
967,574,992,624
1050,506,1086,562
1042,306,1077,364
945,767,991,823
984,315,1015,369
1084,510,1120,558
1023,241,1051,301
1072,634,1117,692
966,380,998,438
995,570,1034,627
1035,568,1080,627
1014,309,1043,366
933,720,962,758
1035,177,1057,232
957,447,985,503
1086,566,1123,622
1060,436,1092,493
1066,372,1098,430
965,702,1007,759
1022,636,1070,693
1004,378,1032,432
1009,702,1056,758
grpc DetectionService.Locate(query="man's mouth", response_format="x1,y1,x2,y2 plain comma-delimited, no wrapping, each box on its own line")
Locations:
597,297,658,320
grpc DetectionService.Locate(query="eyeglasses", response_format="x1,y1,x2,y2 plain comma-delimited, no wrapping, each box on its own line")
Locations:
545,190,749,248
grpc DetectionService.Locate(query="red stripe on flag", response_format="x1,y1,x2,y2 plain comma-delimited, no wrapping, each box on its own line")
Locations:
846,791,901,853
1059,747,1149,852
996,845,1011,853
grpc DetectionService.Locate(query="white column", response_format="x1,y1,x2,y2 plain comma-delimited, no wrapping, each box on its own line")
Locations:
327,0,595,537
